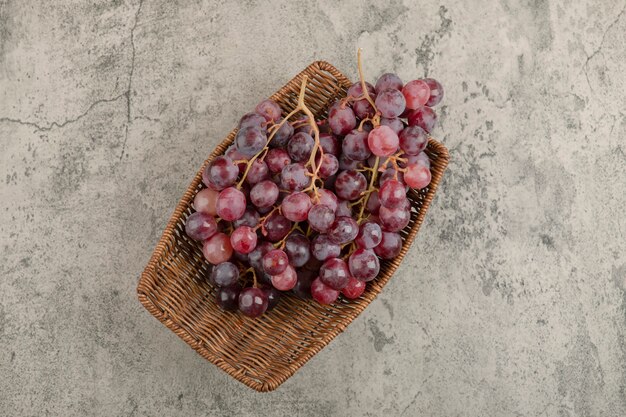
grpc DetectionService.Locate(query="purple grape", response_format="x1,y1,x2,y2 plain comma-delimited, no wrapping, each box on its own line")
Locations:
269,119,294,148
245,159,269,185
375,73,403,92
317,189,338,212
335,199,352,217
239,112,267,132
210,262,240,287
366,190,381,214
238,287,268,317
263,214,291,242
422,78,444,107
375,89,406,118
338,154,363,171
233,206,260,228
250,180,279,208
374,231,403,259
328,216,359,244
216,187,246,221
185,212,218,241
319,258,351,290
288,132,315,162
334,170,367,201
292,269,316,299
353,98,376,119
307,204,335,233
318,154,339,178
284,233,311,267
379,179,407,208
328,101,357,136
265,148,291,173
311,234,341,261
348,249,379,282
262,285,281,311
255,99,282,122
281,163,311,191
281,192,312,222
319,133,340,156
399,125,428,156
407,106,437,133
202,156,238,191
248,241,274,272
262,249,289,275
216,284,241,311
347,81,376,98
342,129,371,161
355,221,382,249
235,126,266,157
379,206,411,232
380,117,404,135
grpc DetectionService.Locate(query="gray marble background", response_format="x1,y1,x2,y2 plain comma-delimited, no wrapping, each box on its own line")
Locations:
1,0,625,416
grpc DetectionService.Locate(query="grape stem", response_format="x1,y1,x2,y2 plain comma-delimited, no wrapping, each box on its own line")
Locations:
357,48,380,128
355,155,380,224
273,222,302,249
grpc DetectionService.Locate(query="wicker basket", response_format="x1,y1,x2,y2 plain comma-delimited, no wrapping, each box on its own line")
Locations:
137,61,449,392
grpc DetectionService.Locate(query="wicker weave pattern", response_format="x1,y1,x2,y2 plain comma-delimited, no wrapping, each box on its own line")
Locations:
137,61,449,392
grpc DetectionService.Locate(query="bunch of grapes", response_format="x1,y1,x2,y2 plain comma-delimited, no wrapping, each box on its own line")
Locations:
185,58,444,318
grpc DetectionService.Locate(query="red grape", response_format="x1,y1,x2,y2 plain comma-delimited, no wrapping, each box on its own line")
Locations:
311,234,341,261
203,232,233,264
379,179,406,209
238,287,268,317
203,156,238,191
216,187,246,221
255,99,282,122
347,81,375,98
380,117,404,135
368,125,399,157
422,78,444,107
366,190,381,214
335,199,352,217
355,221,382,249
319,133,340,156
373,231,402,259
311,277,339,305
244,159,269,185
348,248,380,282
185,212,218,241
353,98,376,119
402,79,430,109
375,73,403,92
263,213,291,242
319,258,351,290
379,167,404,187
375,88,406,118
193,188,219,216
407,106,437,133
288,131,315,162
230,225,257,254
250,180,279,208
404,163,432,189
226,145,248,174
399,125,428,156
318,154,339,178
235,126,266,157
284,233,311,267
281,192,312,222
328,102,357,136
307,204,335,233
269,118,294,148
317,189,338,212
379,205,411,232
281,162,311,191
248,240,274,272
271,264,297,291
262,249,289,275
328,216,359,244
338,154,363,171
233,206,260,228
341,277,366,299
265,148,291,173
334,170,367,201
342,129,372,161
239,112,267,132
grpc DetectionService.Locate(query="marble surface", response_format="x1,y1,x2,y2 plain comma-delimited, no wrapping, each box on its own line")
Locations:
1,0,626,415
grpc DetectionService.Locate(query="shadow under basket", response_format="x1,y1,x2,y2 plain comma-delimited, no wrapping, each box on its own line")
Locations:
137,61,450,392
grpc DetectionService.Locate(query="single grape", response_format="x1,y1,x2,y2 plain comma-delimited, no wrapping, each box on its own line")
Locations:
341,277,366,299
407,106,437,133
355,221,383,249
284,233,311,267
328,216,359,244
185,212,218,241
328,101,357,136
226,145,248,174
375,88,406,118
216,284,241,311
379,167,405,187
368,125,399,157
348,248,380,282
271,264,297,291
250,180,279,208
265,148,291,173
233,206,260,228
202,156,238,191
235,126,266,157
307,204,335,233
411,151,431,169
342,129,372,161
209,261,240,287
353,98,376,119
262,249,289,275
230,226,257,254
244,159,269,185
216,187,246,221
399,125,428,156
317,189,338,212
263,213,291,242
375,73,403,92
335,199,352,217
261,285,281,311
334,170,367,201
281,162,311,191
379,205,411,232
317,153,339,179
379,179,407,208
366,190,381,214
269,118,294,148
288,131,315,162
203,232,233,264
319,132,340,156
373,231,402,259
402,79,431,109
404,163,432,189
311,234,341,261
347,81,376,98
319,258,351,290
238,287,269,317
239,112,267,132
380,117,404,135
255,99,282,122
311,277,340,304
338,154,363,171
422,78,444,107
281,192,312,222
292,269,316,299
193,188,219,216
248,241,274,272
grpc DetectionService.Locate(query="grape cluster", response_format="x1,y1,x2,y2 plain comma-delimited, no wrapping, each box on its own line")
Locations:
185,63,444,318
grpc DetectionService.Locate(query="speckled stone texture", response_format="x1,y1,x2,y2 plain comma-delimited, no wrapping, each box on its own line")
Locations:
1,0,625,415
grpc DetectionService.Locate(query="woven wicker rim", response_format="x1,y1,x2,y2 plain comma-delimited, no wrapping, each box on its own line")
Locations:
137,61,449,392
